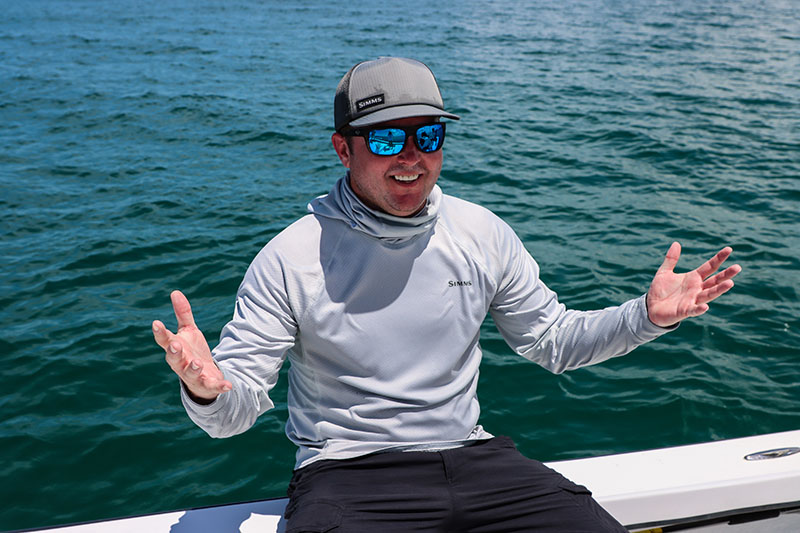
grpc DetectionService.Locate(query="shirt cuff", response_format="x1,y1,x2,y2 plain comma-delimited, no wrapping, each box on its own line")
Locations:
179,378,226,417
636,293,679,338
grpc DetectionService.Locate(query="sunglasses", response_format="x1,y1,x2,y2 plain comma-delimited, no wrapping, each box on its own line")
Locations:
346,123,446,156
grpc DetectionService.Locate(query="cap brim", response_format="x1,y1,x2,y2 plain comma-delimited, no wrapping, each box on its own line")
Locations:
348,104,460,128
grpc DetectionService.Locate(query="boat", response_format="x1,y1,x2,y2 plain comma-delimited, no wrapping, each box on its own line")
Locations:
11,430,800,532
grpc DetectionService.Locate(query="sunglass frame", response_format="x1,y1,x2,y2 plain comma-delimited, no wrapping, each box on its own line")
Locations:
345,123,447,156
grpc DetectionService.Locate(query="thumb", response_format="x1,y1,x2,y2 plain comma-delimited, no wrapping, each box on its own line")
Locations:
658,241,681,274
170,290,197,330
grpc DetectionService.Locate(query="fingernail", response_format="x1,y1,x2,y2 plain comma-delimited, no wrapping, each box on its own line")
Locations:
169,344,178,354
190,361,200,371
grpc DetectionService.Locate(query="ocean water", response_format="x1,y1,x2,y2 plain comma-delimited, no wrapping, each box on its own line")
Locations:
2,0,799,530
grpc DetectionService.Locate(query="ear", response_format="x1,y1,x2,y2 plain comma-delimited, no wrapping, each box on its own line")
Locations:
331,132,351,168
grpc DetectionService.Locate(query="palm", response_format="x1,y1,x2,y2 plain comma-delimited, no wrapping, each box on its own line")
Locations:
646,242,741,328
174,317,212,362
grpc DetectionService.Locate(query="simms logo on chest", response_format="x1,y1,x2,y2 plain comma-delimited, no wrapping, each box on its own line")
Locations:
448,280,473,287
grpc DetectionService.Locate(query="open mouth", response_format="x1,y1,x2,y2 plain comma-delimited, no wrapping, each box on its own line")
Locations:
392,174,421,183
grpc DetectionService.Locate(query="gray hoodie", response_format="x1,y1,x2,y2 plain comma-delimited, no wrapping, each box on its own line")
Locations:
182,175,670,469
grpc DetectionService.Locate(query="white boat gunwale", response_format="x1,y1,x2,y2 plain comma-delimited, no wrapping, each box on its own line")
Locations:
626,500,800,532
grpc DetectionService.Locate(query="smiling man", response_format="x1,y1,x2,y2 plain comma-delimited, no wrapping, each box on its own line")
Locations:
153,57,741,532
332,116,443,217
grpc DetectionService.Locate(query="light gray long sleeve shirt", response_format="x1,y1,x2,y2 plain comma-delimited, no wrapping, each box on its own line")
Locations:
182,176,671,469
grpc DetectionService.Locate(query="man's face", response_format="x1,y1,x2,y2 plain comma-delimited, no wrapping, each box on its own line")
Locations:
331,116,444,217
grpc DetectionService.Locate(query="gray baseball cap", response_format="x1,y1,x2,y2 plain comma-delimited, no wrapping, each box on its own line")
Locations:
334,57,460,131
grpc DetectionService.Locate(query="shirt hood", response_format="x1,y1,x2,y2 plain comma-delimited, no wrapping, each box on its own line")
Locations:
308,173,441,244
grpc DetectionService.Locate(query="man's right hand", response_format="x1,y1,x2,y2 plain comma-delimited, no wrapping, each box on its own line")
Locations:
152,290,232,404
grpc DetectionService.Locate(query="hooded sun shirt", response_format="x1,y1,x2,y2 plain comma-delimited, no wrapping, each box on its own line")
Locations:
182,175,671,469
307,171,441,244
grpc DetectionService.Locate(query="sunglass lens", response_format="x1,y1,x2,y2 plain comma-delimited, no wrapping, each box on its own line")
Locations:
368,128,405,155
364,124,445,155
416,124,444,152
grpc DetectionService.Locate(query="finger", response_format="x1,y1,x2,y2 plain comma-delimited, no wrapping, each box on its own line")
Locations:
658,242,682,273
185,358,207,382
687,302,710,318
152,320,176,351
185,358,233,396
697,280,736,306
170,290,197,331
164,339,188,372
701,264,742,290
695,246,733,279
200,371,233,394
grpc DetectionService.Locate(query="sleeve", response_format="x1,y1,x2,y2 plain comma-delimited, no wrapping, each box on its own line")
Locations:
181,248,298,437
488,222,673,374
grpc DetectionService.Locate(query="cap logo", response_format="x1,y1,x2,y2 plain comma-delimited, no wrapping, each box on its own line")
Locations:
356,94,384,111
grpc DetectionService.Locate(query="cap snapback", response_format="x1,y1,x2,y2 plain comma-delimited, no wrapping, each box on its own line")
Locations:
334,57,460,131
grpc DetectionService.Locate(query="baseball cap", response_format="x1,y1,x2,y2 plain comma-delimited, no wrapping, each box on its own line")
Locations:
334,57,460,132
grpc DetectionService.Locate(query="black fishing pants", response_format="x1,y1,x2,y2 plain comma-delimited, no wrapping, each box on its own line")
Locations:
284,436,627,532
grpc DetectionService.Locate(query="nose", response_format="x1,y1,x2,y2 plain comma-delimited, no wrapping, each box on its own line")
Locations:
396,134,422,163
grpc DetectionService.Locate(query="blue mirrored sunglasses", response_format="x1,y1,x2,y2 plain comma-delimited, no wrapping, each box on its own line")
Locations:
347,123,446,156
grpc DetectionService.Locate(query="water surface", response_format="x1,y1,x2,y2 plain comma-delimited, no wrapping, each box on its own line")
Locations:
2,1,799,530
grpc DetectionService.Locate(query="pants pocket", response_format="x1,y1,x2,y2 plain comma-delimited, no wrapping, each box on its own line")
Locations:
558,480,628,532
558,479,593,496
285,498,343,533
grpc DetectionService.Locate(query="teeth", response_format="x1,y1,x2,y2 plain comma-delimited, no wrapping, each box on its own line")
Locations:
393,174,420,182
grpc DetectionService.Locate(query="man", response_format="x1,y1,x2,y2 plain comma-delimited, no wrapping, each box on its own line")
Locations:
152,57,741,532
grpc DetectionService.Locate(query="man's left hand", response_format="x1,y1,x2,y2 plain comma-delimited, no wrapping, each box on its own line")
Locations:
647,242,742,328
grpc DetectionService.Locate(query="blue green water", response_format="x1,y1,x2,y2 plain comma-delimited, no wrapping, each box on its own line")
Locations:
2,0,799,530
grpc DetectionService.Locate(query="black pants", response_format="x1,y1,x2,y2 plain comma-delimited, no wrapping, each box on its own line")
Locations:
284,436,627,532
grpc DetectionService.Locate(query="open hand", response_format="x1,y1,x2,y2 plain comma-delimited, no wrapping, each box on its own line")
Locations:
647,242,742,328
152,290,232,402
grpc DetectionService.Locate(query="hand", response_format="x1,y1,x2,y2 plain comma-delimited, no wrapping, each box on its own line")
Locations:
647,242,742,328
152,290,232,403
